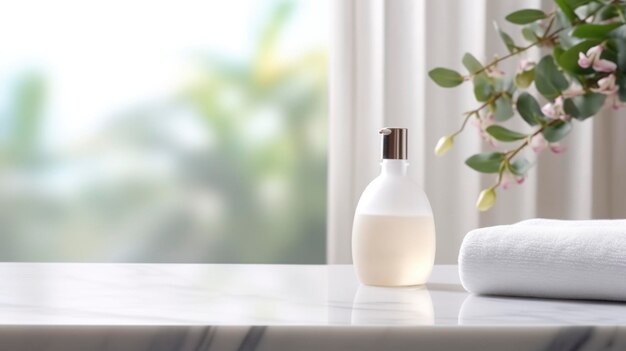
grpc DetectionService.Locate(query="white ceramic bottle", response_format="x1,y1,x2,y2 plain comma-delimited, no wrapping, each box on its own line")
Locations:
352,128,436,287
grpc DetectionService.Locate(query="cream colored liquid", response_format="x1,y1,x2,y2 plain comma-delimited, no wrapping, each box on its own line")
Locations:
352,214,435,286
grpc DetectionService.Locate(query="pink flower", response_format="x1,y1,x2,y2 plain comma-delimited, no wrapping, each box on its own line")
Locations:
541,96,565,118
578,45,617,72
578,46,602,68
530,134,547,154
590,75,626,111
530,134,566,155
486,66,506,78
501,171,525,190
594,60,617,72
610,94,624,110
472,112,498,147
562,84,584,98
592,74,618,95
484,111,496,124
549,143,565,154
517,59,535,74
541,103,554,117
577,52,594,69
501,173,513,190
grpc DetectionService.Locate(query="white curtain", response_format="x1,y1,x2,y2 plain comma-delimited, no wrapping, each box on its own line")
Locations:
328,0,626,264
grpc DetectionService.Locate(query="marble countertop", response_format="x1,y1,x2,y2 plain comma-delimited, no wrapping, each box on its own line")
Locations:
1,263,625,326
1,263,625,350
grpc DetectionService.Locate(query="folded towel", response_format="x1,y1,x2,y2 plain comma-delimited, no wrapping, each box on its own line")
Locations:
458,219,626,301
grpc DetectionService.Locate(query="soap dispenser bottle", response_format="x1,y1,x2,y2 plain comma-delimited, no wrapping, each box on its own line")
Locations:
352,128,436,286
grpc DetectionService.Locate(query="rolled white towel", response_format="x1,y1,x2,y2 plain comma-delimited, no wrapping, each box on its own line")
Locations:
458,219,626,301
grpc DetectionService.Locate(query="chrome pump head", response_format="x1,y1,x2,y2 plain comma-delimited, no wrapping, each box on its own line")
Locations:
379,127,407,160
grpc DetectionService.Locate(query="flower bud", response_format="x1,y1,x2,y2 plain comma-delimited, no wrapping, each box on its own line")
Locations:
517,59,535,73
434,135,454,156
476,187,496,212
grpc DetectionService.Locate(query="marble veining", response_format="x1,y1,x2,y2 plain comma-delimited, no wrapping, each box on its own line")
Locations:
0,263,625,350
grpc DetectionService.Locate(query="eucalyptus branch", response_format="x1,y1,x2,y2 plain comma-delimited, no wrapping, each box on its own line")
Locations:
448,93,505,138
475,5,607,77
463,92,505,116
429,1,623,211
512,119,561,159
543,12,556,35
494,163,507,188
474,15,559,76
474,43,544,76
451,112,477,138
578,2,610,23
492,118,564,188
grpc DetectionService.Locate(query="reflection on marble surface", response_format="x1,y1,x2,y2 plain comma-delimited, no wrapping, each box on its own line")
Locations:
351,285,433,325
459,294,626,325
0,263,626,350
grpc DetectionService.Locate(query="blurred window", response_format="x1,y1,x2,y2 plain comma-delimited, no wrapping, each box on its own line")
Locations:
0,0,328,263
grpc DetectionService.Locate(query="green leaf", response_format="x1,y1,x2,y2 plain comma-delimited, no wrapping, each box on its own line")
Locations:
609,26,626,71
609,24,626,40
429,68,464,88
602,47,618,66
505,9,547,24
555,0,591,23
563,93,606,120
615,39,626,71
486,125,527,141
559,34,577,49
515,68,535,88
535,55,569,100
543,120,572,142
553,46,565,62
494,21,518,53
600,4,622,21
494,95,514,121
473,73,494,102
579,1,604,18
522,27,540,42
516,92,545,126
572,23,623,39
506,78,517,95
494,77,515,94
557,40,601,74
465,152,505,173
509,158,531,176
462,53,483,74
565,0,592,8
618,71,626,102
556,8,574,31
555,0,578,23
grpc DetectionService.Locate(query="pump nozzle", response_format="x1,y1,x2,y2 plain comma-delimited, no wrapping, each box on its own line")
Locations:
379,127,407,160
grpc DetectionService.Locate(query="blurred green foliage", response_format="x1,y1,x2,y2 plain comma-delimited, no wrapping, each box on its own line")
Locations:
2,72,46,164
0,0,327,263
